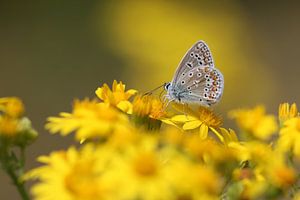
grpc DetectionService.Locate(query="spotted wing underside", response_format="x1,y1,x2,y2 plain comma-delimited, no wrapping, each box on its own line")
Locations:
172,40,215,85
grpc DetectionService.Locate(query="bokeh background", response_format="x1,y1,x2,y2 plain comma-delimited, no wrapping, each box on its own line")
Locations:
0,1,299,199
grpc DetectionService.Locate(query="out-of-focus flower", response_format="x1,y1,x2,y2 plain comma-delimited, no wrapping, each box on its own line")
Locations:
166,162,223,200
229,105,278,140
46,99,129,141
24,145,113,200
277,117,300,157
95,80,137,114
269,165,296,189
279,103,298,123
219,128,248,161
0,116,19,137
0,97,37,146
0,97,24,118
163,105,223,140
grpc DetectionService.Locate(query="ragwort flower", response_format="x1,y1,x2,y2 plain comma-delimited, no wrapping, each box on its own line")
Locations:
163,104,223,141
279,102,298,123
24,145,113,200
277,117,300,157
95,80,137,114
46,99,129,141
131,95,166,130
229,105,278,140
0,97,24,118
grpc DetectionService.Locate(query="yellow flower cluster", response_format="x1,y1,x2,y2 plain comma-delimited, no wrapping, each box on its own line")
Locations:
0,97,37,146
24,82,300,200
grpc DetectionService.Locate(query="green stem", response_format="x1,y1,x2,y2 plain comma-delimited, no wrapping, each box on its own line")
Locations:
6,167,30,200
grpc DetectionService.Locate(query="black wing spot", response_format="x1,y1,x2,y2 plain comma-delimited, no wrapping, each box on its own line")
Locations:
186,63,193,68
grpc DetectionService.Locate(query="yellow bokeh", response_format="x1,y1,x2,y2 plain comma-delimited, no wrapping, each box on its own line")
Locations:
95,1,278,110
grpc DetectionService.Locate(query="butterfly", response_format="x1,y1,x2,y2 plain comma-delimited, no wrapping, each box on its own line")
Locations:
164,41,224,107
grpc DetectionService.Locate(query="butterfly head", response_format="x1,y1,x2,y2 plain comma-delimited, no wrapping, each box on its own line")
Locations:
164,82,171,91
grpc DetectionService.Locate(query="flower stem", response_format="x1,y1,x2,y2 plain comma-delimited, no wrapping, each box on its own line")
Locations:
6,166,30,200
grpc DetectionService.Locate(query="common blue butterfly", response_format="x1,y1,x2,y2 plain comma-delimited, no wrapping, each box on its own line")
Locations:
164,41,224,107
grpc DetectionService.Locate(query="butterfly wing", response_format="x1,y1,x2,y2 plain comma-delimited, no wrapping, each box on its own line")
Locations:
176,66,224,106
172,40,215,85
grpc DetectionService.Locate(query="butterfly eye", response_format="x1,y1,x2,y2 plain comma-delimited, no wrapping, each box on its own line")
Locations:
187,86,191,90
181,80,185,85
164,83,171,90
190,52,194,57
189,72,193,77
206,83,211,87
205,74,209,78
197,73,202,77
189,91,192,94
204,88,209,92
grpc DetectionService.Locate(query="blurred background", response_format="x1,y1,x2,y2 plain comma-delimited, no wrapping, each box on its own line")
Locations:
0,0,299,199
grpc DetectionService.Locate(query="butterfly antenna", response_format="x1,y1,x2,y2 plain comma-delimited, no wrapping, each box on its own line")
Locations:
143,83,166,96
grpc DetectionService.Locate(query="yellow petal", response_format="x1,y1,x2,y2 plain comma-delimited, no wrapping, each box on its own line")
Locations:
95,87,104,100
290,103,298,118
126,89,138,95
199,124,208,140
117,101,133,114
171,115,197,123
160,119,180,128
182,120,202,130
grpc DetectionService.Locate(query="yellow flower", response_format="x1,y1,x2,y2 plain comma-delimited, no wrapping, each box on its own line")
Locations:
166,161,223,200
229,105,278,140
95,80,137,114
0,97,24,118
132,95,166,119
164,105,223,141
110,135,174,200
24,145,113,200
269,165,296,189
45,99,129,141
219,128,248,161
277,117,300,157
0,116,19,137
279,102,298,122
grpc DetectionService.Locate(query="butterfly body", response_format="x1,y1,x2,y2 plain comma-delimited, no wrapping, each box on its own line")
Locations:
165,41,224,107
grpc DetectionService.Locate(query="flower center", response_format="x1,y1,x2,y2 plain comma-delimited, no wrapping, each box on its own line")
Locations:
64,160,103,199
133,153,158,177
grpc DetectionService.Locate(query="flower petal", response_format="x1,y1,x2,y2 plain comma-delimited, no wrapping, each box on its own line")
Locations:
117,101,133,114
182,120,202,130
171,115,197,123
199,124,208,140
